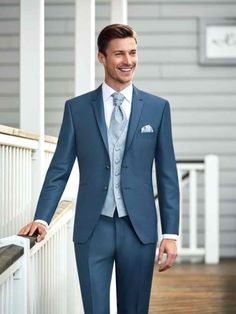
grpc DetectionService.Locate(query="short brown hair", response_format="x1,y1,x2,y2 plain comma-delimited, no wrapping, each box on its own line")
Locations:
97,24,137,55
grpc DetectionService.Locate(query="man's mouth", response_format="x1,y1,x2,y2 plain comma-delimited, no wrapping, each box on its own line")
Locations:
118,67,134,72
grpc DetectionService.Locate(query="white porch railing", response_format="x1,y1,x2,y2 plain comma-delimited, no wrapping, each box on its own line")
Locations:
0,125,56,238
156,155,219,264
0,201,82,314
0,124,83,314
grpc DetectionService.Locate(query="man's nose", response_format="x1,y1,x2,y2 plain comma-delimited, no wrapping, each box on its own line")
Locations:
123,54,132,65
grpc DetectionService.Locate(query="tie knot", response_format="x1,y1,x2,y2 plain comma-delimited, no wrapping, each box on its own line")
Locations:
112,92,125,107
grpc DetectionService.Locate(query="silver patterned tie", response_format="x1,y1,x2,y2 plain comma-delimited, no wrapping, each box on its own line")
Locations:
109,92,127,142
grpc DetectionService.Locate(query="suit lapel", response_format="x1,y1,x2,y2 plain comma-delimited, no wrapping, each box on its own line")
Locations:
124,86,143,156
91,84,143,157
91,85,109,154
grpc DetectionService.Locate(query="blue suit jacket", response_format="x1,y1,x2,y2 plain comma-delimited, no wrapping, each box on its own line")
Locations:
34,85,179,244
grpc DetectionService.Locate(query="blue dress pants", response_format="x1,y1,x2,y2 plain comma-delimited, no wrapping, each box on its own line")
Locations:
74,210,157,314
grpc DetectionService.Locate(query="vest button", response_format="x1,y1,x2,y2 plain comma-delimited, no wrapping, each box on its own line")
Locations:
104,186,108,190
115,159,120,164
115,147,120,151
105,165,110,170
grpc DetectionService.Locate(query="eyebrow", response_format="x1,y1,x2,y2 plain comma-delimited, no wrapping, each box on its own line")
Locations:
113,49,137,53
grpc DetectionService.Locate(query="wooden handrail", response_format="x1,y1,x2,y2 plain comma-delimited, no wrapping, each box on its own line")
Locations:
0,124,57,144
0,200,73,275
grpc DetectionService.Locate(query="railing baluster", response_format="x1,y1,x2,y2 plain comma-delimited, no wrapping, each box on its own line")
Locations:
177,168,183,251
189,169,197,251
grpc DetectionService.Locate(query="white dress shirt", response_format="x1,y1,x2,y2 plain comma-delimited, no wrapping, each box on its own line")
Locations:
102,81,132,128
35,82,178,241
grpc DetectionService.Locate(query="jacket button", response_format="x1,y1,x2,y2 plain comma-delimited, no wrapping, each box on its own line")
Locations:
104,186,108,190
105,165,110,170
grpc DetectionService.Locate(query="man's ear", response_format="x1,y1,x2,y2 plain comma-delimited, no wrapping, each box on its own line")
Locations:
98,52,106,65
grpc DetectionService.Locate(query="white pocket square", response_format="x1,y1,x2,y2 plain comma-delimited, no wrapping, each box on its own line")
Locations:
140,125,154,133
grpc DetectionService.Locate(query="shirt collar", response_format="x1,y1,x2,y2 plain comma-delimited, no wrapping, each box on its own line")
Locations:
102,82,133,103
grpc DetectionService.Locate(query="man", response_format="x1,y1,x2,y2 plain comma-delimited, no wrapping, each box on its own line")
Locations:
19,24,179,314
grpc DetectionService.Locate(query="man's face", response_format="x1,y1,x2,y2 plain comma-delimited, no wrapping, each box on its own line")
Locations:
98,37,138,90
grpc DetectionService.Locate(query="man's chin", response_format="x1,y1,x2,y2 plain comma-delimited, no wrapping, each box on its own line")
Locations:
118,75,134,84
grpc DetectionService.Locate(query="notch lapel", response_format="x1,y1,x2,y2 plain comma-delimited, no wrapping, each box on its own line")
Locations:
91,85,109,154
124,86,143,156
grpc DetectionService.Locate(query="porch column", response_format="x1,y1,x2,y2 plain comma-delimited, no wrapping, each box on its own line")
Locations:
20,0,45,210
111,0,128,24
74,0,95,95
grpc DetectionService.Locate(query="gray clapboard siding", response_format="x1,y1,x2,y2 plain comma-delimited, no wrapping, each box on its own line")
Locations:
46,80,74,94
174,126,236,140
0,111,18,125
0,35,19,49
0,6,19,19
162,65,236,78
45,35,74,48
0,50,19,63
221,169,236,180
128,18,197,33
160,4,236,17
138,34,197,47
45,20,74,34
181,186,236,202
128,3,236,18
172,110,236,124
0,65,19,78
45,49,74,64
129,0,236,3
46,65,74,78
0,20,19,34
0,0,18,4
162,95,236,109
96,3,110,18
0,96,18,109
45,96,71,109
46,0,74,3
45,4,75,19
44,0,75,119
0,80,18,94
175,141,236,154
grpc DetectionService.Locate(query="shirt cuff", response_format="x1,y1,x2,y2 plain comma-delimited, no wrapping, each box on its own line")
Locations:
162,234,178,240
34,219,49,229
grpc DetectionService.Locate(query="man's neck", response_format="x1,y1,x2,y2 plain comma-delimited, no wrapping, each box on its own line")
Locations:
104,80,132,92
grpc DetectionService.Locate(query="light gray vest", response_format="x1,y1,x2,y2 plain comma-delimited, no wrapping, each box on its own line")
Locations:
101,121,129,217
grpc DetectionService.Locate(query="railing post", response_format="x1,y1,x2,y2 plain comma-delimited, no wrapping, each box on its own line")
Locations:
0,235,30,314
177,167,183,256
204,155,219,264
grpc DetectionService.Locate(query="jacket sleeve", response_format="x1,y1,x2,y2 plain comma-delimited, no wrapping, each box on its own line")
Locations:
155,101,180,235
34,100,76,224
